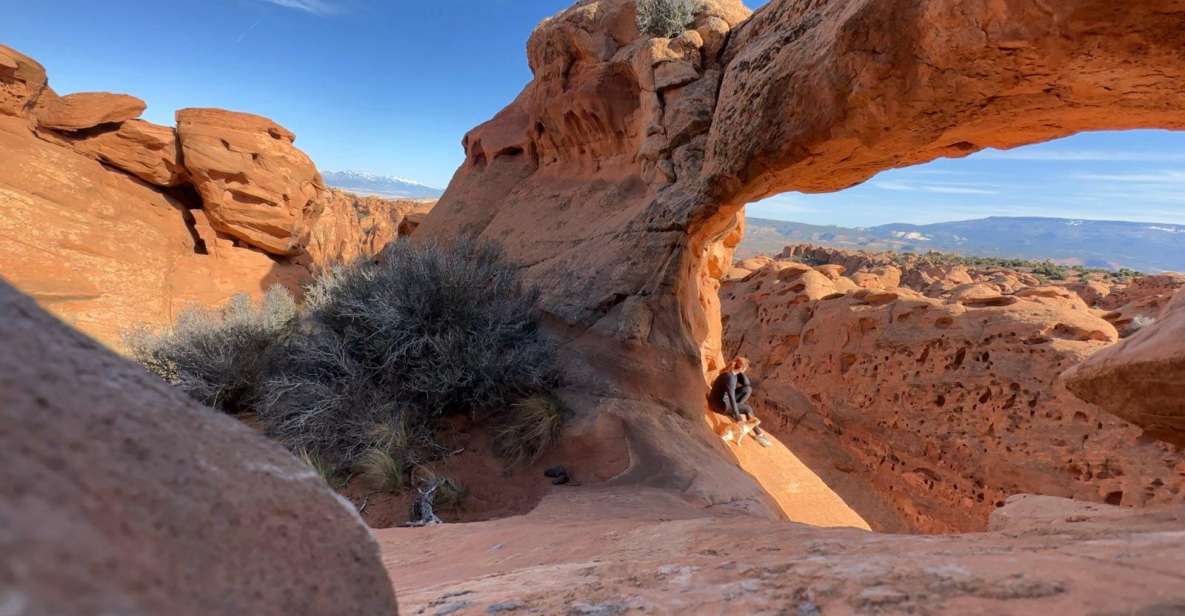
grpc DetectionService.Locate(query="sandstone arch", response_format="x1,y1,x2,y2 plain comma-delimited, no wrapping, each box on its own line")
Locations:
418,0,1185,517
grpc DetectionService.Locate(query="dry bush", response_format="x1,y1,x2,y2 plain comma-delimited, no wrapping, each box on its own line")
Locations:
255,236,561,472
131,236,566,488
126,285,295,412
636,0,698,38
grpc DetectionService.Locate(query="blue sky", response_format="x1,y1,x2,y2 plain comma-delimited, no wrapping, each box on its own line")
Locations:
4,0,1183,226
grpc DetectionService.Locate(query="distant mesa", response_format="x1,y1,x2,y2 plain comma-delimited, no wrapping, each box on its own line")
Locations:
323,170,443,200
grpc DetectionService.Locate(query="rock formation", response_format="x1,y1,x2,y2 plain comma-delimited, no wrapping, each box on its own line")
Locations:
418,0,1185,512
0,44,431,348
1065,287,1185,446
722,247,1185,532
380,487,1185,615
0,280,398,615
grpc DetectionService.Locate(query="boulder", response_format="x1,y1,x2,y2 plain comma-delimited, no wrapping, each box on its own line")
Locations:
36,91,146,131
0,280,398,615
0,113,306,348
176,108,326,255
0,44,47,118
65,119,188,186
0,47,426,349
1064,288,1185,446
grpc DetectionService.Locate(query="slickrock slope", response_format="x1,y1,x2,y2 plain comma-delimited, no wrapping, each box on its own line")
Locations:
722,246,1185,533
0,44,430,348
1065,288,1185,446
418,0,1185,511
0,280,398,616
380,487,1185,615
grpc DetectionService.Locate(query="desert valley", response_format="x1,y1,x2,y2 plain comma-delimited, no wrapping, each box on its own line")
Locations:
3,0,1185,614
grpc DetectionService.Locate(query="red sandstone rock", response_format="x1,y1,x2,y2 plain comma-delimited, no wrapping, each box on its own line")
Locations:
722,252,1183,532
304,190,434,268
176,108,326,255
63,119,188,186
420,0,1185,516
0,44,47,118
1064,288,1185,446
380,487,1185,615
0,46,427,349
36,91,146,131
0,280,397,615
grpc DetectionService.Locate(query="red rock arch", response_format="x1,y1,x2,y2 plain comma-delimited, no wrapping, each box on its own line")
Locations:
418,0,1185,517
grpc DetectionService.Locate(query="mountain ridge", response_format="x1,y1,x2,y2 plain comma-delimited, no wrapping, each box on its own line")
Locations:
740,215,1185,272
323,170,443,199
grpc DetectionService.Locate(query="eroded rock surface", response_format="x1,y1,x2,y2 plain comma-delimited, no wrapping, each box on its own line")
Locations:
381,487,1185,615
36,91,146,131
722,247,1185,532
0,45,430,348
176,108,327,255
418,0,1185,512
0,280,398,616
1065,288,1185,446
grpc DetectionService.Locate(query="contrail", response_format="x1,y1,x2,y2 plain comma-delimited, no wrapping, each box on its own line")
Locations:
235,17,264,44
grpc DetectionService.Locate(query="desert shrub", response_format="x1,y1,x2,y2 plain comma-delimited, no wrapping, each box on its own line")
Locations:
132,236,564,484
255,236,560,471
126,285,296,413
493,394,568,467
636,0,698,38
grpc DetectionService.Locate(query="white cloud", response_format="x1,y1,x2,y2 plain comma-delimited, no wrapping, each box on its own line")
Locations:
922,185,997,195
1073,170,1185,183
982,149,1185,162
260,0,342,15
873,181,997,195
874,181,914,191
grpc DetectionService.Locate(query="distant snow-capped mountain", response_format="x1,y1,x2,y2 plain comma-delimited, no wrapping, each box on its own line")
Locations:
739,216,1185,273
323,171,443,199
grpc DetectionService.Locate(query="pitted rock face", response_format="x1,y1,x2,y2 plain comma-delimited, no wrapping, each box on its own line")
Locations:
0,280,398,616
176,108,328,255
722,251,1185,532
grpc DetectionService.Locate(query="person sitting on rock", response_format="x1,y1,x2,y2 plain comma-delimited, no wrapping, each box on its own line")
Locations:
717,357,771,447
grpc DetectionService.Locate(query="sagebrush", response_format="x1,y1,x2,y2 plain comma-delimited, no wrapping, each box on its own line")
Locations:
130,236,563,490
636,0,698,38
126,285,296,413
256,237,560,471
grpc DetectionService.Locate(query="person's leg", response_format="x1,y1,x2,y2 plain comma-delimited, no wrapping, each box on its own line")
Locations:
738,403,765,435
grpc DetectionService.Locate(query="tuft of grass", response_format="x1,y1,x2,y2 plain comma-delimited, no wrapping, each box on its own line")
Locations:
359,447,405,493
493,394,567,467
298,448,344,490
